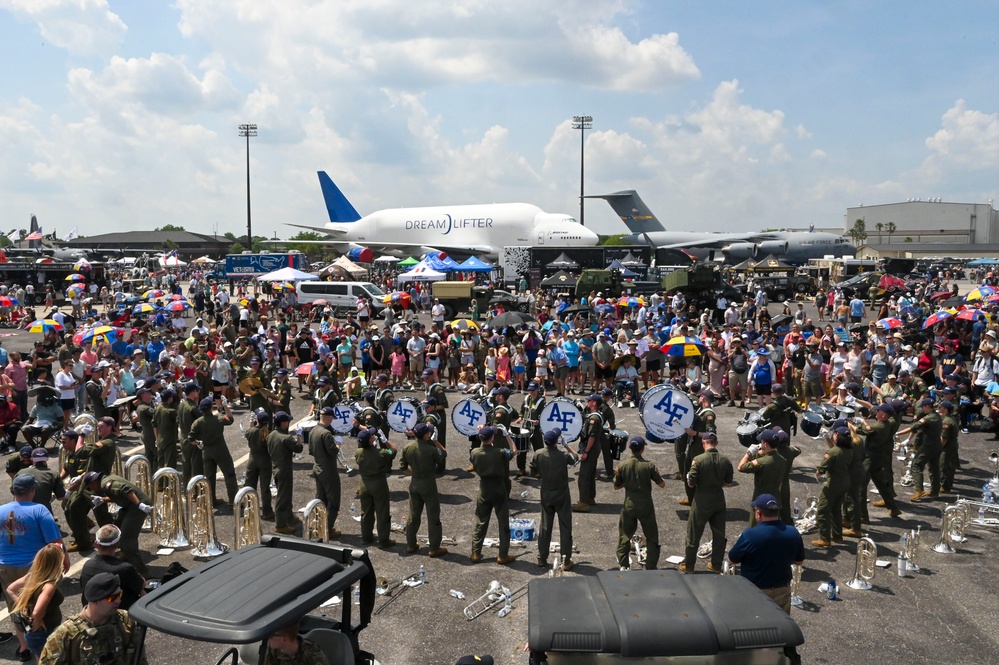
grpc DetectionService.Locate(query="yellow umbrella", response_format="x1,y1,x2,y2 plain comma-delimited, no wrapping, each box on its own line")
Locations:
450,319,479,332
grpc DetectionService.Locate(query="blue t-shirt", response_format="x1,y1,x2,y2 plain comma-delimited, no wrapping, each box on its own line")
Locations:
562,340,580,368
727,519,805,589
0,500,62,567
849,298,865,317
359,338,371,364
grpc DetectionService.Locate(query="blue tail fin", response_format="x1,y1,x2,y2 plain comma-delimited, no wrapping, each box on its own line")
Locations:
318,171,362,223
585,190,666,233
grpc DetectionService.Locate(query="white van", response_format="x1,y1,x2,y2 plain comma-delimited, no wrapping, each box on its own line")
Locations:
296,281,387,314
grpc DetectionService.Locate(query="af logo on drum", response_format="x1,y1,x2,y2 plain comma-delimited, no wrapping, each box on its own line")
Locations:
639,386,695,440
654,390,690,426
539,398,583,442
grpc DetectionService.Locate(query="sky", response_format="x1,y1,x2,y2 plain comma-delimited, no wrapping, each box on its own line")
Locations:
1,0,998,242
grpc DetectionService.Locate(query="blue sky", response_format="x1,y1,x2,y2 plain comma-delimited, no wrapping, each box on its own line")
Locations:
1,0,997,241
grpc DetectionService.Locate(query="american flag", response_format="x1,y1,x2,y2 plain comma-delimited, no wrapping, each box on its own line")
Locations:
25,231,42,241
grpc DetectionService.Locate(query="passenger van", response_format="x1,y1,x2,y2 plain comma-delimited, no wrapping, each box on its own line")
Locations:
296,281,386,314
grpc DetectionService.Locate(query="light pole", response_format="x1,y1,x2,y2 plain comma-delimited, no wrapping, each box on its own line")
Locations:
238,123,258,250
572,115,592,226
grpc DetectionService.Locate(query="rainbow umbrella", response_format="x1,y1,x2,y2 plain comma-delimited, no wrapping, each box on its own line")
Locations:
876,317,904,329
618,296,645,308
161,301,191,312
309,299,329,306
65,273,87,282
26,319,64,333
65,286,85,299
73,259,91,271
132,303,157,314
142,289,165,299
987,293,999,305
660,336,707,357
965,286,997,302
922,310,953,329
0,296,19,307
75,326,121,345
955,308,989,322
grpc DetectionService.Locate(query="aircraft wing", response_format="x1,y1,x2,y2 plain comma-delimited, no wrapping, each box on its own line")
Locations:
284,222,348,236
649,232,781,250
265,237,496,260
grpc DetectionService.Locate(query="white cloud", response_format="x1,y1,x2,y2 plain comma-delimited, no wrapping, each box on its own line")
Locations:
1,0,125,55
923,99,999,172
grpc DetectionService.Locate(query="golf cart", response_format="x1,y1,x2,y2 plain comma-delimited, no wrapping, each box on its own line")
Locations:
128,535,379,665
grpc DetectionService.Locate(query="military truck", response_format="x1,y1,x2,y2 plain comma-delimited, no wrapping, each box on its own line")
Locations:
660,263,743,303
573,269,661,299
431,281,530,318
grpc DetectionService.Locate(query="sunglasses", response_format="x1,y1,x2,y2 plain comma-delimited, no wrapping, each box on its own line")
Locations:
106,590,123,603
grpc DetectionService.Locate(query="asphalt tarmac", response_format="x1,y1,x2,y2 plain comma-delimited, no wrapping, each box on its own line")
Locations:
1,294,998,665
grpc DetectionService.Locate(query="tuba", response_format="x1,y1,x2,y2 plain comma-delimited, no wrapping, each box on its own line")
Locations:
932,505,967,554
233,487,262,550
152,468,189,548
302,499,329,543
124,455,153,530
790,563,804,606
186,475,229,558
846,536,877,590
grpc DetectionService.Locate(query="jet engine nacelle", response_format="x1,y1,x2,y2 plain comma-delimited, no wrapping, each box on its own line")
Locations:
759,240,789,256
347,247,374,263
723,242,760,260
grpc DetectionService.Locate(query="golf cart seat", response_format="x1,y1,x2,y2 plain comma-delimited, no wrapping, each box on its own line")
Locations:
237,629,354,665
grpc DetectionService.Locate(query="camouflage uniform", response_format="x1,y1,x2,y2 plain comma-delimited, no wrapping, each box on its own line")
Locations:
38,610,147,665
263,639,329,665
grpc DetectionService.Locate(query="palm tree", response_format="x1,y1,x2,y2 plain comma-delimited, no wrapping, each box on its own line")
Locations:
885,222,897,245
875,222,884,243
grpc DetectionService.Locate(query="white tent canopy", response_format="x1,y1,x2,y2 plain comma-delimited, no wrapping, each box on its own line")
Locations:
190,256,217,264
158,255,187,267
396,261,446,284
373,255,401,263
256,266,319,281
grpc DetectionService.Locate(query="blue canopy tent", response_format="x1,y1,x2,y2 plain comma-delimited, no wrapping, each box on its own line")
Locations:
607,259,640,279
967,258,999,266
422,254,460,272
456,256,495,273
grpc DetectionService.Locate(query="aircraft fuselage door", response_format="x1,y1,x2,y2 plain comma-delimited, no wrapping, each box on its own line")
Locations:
538,230,545,245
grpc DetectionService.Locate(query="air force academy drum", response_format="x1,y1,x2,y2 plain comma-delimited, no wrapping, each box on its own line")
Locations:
387,397,423,433
451,398,489,437
638,385,695,441
538,397,583,442
329,402,357,434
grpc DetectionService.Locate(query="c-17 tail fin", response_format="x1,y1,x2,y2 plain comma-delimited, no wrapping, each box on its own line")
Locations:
317,171,362,223
584,190,666,233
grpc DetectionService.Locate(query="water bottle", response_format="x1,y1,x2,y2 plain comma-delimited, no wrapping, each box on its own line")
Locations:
793,498,800,520
979,506,986,521
418,564,426,584
350,501,357,515
449,589,465,600
520,491,529,499
239,422,245,434
352,586,360,606
897,552,908,578
826,579,837,600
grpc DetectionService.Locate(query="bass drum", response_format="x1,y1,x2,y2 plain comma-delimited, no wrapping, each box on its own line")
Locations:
451,398,489,437
800,411,824,438
736,422,761,448
608,429,630,460
638,385,696,441
329,401,358,434
387,397,424,433
538,397,584,443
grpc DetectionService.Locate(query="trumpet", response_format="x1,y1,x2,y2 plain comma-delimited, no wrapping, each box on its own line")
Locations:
846,536,877,590
152,467,188,548
186,475,229,558
932,504,967,554
124,455,153,530
334,436,353,473
790,564,804,607
302,499,329,543
233,487,262,549
463,580,504,620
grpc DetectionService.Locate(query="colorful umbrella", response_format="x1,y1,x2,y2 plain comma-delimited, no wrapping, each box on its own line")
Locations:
142,289,165,299
382,292,412,307
618,296,645,308
75,326,121,346
26,319,64,333
168,294,187,301
450,319,479,332
132,303,157,314
239,297,256,306
161,301,191,312
64,273,86,281
610,354,639,370
0,296,19,307
965,286,997,302
988,293,999,305
660,336,708,357
65,286,85,299
876,317,904,330
310,299,329,306
955,308,989,322
922,310,953,329
73,259,91,271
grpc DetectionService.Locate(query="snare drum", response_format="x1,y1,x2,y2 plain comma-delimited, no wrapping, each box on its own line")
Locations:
387,397,423,433
638,385,695,441
736,422,761,448
608,429,629,460
510,426,533,453
800,411,824,438
329,401,357,434
451,398,489,437
539,397,584,442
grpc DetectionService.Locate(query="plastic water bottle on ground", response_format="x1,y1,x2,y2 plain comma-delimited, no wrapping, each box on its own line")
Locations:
352,586,360,605
793,498,800,520
449,589,465,600
419,564,426,584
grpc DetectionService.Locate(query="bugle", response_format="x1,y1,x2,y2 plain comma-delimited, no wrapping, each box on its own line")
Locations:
152,467,188,548
233,486,262,549
124,455,153,529
302,499,329,543
932,505,966,554
186,475,229,558
846,536,877,590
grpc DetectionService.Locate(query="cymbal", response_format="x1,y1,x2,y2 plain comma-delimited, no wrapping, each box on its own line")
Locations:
238,377,264,395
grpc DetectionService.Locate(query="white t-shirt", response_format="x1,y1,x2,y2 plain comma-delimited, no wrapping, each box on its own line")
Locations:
55,370,77,399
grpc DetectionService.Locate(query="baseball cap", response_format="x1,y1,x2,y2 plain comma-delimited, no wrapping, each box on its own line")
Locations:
543,429,560,445
422,368,435,378
526,381,540,391
11,474,36,493
184,381,201,394
494,387,511,398
701,431,718,441
30,448,48,461
628,436,646,449
83,471,104,485
939,400,954,410
423,396,438,407
920,397,935,407
413,423,432,438
19,445,32,458
357,428,373,443
376,373,389,382
876,403,894,414
478,426,497,440
273,411,292,424
198,397,215,410
757,429,776,444
319,406,336,417
751,494,781,510
587,394,603,403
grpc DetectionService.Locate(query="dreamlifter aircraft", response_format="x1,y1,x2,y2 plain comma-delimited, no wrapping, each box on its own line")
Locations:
285,171,599,261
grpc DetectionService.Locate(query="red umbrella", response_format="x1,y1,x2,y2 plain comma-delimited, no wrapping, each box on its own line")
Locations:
955,308,988,322
295,362,315,376
310,299,328,306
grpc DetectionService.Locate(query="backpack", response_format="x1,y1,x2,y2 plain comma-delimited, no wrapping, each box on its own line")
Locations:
731,352,748,374
753,360,772,386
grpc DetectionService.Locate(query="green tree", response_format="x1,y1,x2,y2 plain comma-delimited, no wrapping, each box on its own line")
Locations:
885,222,897,244
284,231,329,261
224,232,237,241
155,224,186,232
229,242,245,254
874,222,884,242
848,218,868,246
598,234,631,246
0,236,11,248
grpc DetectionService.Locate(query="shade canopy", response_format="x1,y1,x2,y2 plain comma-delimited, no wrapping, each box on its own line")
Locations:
256,267,319,281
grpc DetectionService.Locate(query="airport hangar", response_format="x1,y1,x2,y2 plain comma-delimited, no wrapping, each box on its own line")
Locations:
845,199,999,260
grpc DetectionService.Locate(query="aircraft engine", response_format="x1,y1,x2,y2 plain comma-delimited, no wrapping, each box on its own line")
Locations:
347,247,374,263
759,240,789,256
723,242,759,260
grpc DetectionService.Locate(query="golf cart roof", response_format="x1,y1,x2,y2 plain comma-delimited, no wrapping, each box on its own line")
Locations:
129,536,374,644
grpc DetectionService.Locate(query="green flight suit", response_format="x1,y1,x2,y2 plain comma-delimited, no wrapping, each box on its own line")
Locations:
518,393,546,472
738,449,787,526
177,397,204,482
355,404,382,431
529,444,573,562
426,381,449,447
190,411,237,505
911,410,942,494
96,475,152,577
863,419,899,512
38,609,147,665
355,445,395,545
246,370,271,416
682,407,715,503
243,423,273,515
135,401,156,468
400,437,446,550
776,444,801,524
491,401,518,480
268,428,304,529
614,452,664,569
61,445,96,549
940,414,960,492
310,423,342,535
684,448,734,569
763,394,801,436
375,387,395,438
470,443,512,558
815,444,853,541
577,411,604,505
275,380,293,414
843,431,867,528
598,401,617,476
152,403,178,472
